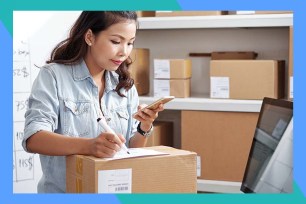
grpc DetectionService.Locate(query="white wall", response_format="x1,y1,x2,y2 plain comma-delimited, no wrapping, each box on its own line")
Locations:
13,11,81,193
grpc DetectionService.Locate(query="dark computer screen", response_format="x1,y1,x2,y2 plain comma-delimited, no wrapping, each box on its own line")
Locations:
241,97,293,193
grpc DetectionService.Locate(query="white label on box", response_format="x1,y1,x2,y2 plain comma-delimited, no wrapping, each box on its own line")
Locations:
154,59,170,78
197,156,201,177
290,76,293,98
210,77,229,98
98,169,132,193
154,80,170,97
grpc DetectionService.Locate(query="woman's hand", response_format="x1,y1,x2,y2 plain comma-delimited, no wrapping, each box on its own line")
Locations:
133,104,164,131
89,132,126,158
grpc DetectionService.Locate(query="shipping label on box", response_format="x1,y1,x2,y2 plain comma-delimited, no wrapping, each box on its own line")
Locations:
98,169,132,193
210,77,229,98
154,59,170,78
154,79,170,97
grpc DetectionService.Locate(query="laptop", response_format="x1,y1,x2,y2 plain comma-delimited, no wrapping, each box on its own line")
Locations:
240,97,293,193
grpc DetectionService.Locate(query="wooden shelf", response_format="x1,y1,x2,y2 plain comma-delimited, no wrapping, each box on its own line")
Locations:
138,14,293,29
139,95,262,112
197,179,242,193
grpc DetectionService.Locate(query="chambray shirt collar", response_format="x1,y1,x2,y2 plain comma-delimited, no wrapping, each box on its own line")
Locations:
105,71,119,93
72,59,119,93
72,60,92,81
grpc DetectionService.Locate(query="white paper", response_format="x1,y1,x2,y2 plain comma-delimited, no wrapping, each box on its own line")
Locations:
290,76,293,98
13,122,25,151
13,93,30,121
197,156,201,177
13,61,32,93
154,59,170,79
13,39,30,61
210,77,229,98
154,79,170,97
98,169,132,193
15,151,34,181
102,148,169,161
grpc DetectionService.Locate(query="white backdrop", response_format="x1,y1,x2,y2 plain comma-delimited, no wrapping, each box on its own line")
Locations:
13,11,81,193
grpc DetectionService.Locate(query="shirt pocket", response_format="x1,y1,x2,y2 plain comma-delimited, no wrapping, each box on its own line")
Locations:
114,109,130,136
63,99,90,137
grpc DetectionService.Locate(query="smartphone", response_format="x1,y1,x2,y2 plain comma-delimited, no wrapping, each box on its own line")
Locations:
133,96,175,117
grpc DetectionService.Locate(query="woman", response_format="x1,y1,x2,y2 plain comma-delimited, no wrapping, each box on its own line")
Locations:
23,11,163,193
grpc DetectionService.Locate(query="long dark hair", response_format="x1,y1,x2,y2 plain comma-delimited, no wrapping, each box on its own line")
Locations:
47,11,138,97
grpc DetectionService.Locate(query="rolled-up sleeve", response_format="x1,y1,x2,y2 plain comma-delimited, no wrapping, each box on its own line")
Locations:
23,66,59,152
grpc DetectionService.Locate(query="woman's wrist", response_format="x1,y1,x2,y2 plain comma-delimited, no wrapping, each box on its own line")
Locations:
140,123,152,132
74,137,92,155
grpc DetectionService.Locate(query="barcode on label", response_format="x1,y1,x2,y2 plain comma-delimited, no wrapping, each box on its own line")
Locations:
115,186,129,192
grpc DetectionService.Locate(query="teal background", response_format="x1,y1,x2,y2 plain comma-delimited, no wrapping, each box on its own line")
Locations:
1,0,305,203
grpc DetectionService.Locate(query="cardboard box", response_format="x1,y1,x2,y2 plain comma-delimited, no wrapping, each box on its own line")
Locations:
146,121,173,147
154,59,192,79
211,51,258,60
181,110,259,182
129,49,150,96
66,146,197,193
154,79,191,98
289,26,293,100
156,11,228,17
136,11,155,17
210,60,285,100
255,11,293,14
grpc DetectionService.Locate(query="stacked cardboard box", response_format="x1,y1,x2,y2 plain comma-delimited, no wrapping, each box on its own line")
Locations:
146,121,173,147
181,110,259,181
66,146,197,193
210,60,285,100
129,49,150,96
255,11,292,14
136,11,155,17
211,51,258,60
154,59,192,98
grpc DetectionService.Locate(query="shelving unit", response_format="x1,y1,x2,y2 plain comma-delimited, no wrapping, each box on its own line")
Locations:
135,13,293,193
136,13,293,114
138,14,293,29
139,95,262,112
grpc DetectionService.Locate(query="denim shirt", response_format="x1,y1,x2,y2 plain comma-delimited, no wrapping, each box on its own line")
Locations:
23,60,139,193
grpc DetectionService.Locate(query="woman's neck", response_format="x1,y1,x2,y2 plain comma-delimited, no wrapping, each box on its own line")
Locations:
84,55,105,82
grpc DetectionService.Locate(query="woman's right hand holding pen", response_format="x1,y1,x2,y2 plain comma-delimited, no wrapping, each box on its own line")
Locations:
89,133,126,158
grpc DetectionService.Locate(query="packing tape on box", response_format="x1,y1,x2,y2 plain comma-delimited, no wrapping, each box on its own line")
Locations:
76,157,83,175
76,177,83,193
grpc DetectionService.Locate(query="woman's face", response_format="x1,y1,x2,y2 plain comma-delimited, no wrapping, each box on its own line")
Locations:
86,20,136,71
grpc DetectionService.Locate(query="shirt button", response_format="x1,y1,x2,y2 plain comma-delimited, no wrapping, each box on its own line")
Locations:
107,118,111,122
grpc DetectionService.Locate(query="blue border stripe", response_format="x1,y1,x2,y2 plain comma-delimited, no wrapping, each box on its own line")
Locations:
0,20,13,200
1,0,306,203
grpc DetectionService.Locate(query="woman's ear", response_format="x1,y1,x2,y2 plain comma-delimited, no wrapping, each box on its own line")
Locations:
84,29,94,46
